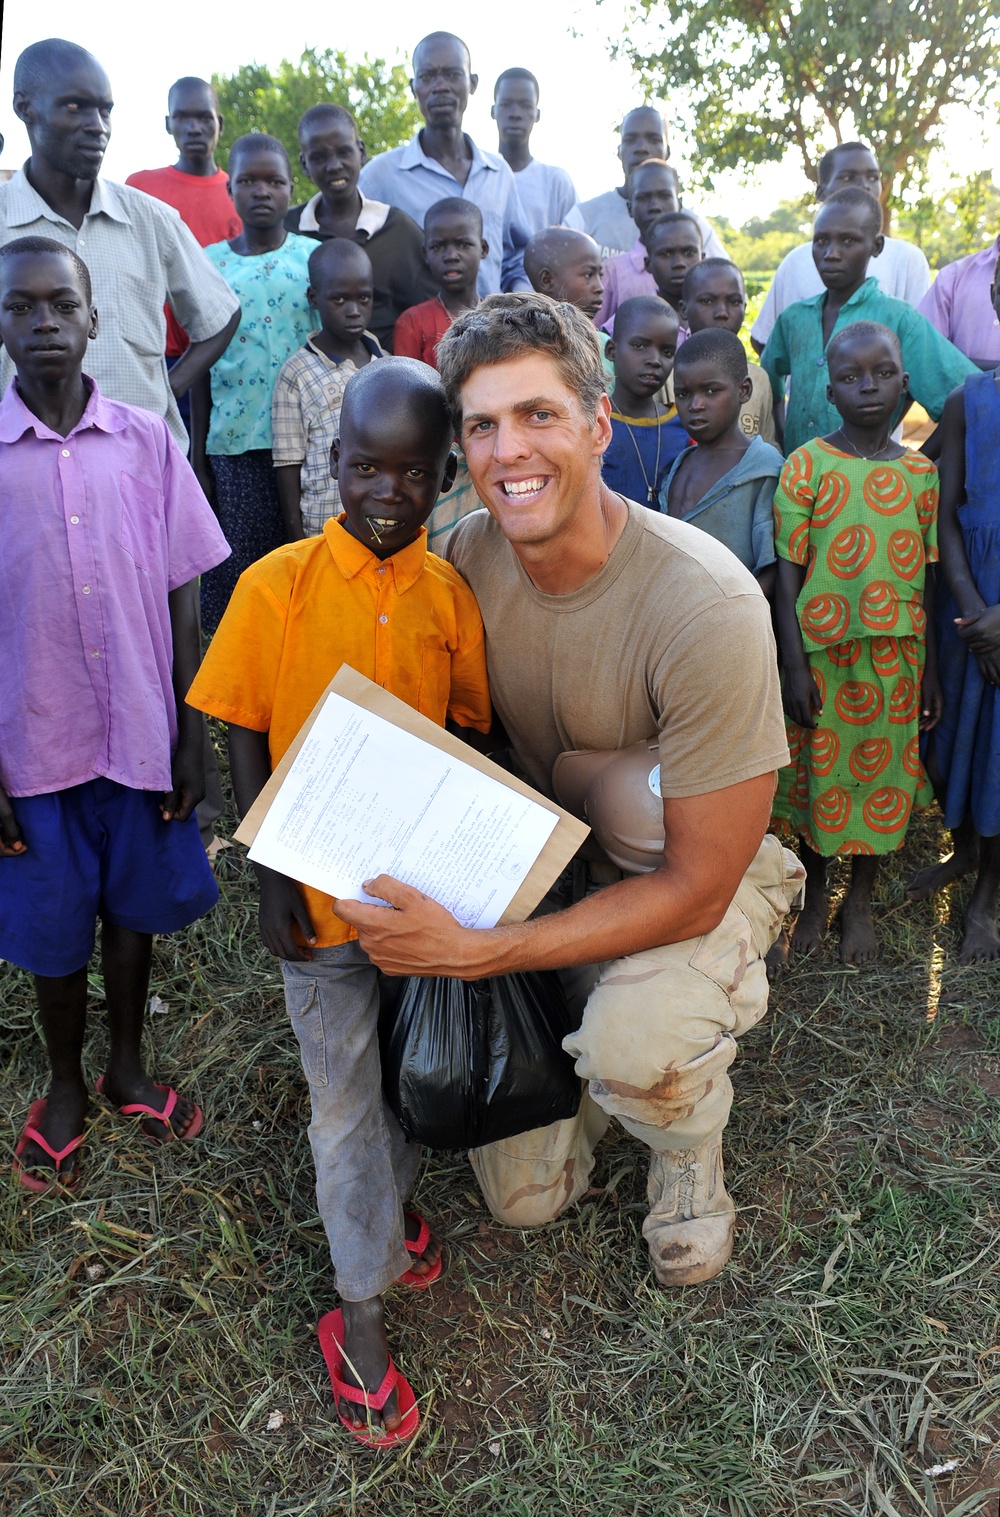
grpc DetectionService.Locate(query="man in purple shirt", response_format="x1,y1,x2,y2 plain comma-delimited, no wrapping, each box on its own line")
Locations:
0,237,229,1193
918,236,1000,369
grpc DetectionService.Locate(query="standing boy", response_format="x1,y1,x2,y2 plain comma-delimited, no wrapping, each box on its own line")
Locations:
393,198,486,366
0,238,229,1191
126,78,243,401
643,212,705,322
660,329,782,594
593,160,680,331
187,359,491,1445
523,225,610,374
603,295,688,505
680,258,776,444
491,68,578,234
761,187,976,457
272,240,382,540
285,104,435,352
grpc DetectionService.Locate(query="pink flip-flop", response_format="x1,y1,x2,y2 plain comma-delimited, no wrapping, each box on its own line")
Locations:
398,1211,444,1290
12,1098,84,1193
94,1075,203,1145
317,1308,420,1448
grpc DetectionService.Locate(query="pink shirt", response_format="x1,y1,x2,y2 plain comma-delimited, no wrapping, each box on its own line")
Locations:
918,237,1000,366
0,378,230,797
596,239,690,347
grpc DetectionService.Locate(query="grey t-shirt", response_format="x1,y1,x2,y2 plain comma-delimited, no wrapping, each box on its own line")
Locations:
444,500,789,801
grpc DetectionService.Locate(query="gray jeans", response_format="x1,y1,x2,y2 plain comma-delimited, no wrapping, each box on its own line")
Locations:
281,942,422,1301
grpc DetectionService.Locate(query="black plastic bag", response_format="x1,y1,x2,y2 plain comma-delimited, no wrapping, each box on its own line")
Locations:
380,970,582,1149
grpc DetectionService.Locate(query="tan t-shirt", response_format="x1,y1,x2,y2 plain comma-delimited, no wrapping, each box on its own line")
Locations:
445,500,789,801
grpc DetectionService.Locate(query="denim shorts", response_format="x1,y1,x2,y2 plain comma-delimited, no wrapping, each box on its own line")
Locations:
0,777,218,977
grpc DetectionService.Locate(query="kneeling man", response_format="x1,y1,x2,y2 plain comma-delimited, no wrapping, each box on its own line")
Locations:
337,293,801,1287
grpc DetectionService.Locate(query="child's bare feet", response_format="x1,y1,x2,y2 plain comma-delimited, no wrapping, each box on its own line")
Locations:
906,846,976,901
959,908,1000,964
791,893,827,956
765,927,790,982
16,1078,87,1184
338,1297,400,1434
839,894,878,963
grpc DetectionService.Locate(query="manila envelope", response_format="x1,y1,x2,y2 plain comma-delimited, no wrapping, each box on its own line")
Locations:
234,664,589,925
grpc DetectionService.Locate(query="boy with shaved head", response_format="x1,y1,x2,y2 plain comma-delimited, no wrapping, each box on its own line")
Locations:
359,31,530,295
524,225,613,377
189,357,491,1445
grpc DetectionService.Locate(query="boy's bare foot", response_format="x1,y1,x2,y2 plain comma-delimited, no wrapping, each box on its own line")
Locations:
906,847,976,902
839,893,878,964
958,909,1000,964
17,1079,87,1183
765,927,790,982
791,893,827,957
98,1072,200,1141
339,1297,400,1433
402,1212,443,1279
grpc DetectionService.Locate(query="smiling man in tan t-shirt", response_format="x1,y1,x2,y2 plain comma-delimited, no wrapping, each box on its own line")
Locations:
336,293,801,1292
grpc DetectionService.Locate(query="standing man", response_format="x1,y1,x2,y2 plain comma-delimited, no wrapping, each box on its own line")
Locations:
126,77,242,410
285,103,436,352
917,234,1000,369
2,40,239,449
358,32,530,296
577,106,725,262
491,68,579,235
751,141,931,352
336,293,801,1297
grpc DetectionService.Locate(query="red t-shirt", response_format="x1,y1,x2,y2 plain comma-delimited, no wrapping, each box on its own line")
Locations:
125,166,243,357
392,297,453,370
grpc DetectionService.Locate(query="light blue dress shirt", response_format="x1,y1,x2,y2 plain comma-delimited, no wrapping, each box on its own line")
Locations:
359,132,531,296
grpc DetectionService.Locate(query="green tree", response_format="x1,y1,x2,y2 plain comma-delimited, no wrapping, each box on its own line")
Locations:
613,0,1000,216
212,49,422,203
897,172,1000,268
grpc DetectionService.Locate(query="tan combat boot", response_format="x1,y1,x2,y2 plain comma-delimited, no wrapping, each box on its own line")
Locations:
642,1138,736,1286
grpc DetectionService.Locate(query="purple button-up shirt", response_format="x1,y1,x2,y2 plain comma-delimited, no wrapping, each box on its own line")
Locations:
918,237,1000,366
0,378,230,797
596,239,690,347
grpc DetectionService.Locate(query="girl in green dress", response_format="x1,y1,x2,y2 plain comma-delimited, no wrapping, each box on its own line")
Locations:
771,321,941,964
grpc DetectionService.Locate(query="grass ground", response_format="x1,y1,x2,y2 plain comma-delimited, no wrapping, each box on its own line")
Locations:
2,741,999,1517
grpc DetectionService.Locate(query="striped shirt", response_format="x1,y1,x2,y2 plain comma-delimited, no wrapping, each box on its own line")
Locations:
0,170,239,448
270,334,384,534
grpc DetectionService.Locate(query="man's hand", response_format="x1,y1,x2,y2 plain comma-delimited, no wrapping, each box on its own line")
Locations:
161,740,206,822
259,869,318,961
0,782,26,858
782,663,823,729
334,878,492,979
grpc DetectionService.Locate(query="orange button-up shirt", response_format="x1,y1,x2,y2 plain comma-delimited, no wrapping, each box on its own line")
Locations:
188,517,491,945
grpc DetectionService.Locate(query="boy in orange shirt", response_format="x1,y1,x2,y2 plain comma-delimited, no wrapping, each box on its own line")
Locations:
187,358,490,1446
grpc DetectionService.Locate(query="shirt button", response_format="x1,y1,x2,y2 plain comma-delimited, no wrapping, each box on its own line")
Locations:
92,649,100,658
378,566,387,575
70,515,80,524
82,584,91,594
379,613,388,625
61,449,71,457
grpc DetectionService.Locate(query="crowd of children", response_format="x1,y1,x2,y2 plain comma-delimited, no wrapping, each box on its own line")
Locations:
3,30,1000,1452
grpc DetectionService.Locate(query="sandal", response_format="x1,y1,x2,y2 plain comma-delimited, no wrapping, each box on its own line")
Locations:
398,1211,444,1290
12,1098,84,1193
94,1075,203,1144
317,1307,420,1447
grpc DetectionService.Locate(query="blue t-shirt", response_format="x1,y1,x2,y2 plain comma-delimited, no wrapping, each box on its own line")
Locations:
603,407,690,507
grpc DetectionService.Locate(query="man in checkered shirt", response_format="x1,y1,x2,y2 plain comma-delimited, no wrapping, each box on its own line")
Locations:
2,38,240,450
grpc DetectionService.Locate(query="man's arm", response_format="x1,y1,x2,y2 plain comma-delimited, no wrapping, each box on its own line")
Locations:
333,769,776,979
162,577,207,822
168,308,240,399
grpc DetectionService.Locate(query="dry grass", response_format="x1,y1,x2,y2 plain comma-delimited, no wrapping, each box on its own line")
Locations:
2,740,999,1517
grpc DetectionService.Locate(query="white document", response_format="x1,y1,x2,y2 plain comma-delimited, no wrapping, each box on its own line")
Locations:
248,692,559,929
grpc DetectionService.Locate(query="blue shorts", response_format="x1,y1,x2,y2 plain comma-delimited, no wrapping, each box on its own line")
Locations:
0,778,219,977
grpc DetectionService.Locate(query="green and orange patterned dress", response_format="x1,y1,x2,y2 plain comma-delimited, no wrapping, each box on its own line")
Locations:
772,439,938,857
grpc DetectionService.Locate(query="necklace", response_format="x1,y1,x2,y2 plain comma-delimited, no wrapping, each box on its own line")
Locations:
621,401,662,506
834,426,894,462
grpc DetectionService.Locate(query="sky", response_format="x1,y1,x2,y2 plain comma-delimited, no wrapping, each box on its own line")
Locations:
1,0,996,226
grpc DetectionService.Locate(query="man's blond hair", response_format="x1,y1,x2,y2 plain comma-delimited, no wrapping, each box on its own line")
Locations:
437,293,607,425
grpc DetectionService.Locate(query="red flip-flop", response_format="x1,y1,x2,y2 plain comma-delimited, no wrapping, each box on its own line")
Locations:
317,1308,420,1448
12,1098,84,1193
398,1211,444,1290
94,1075,203,1144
